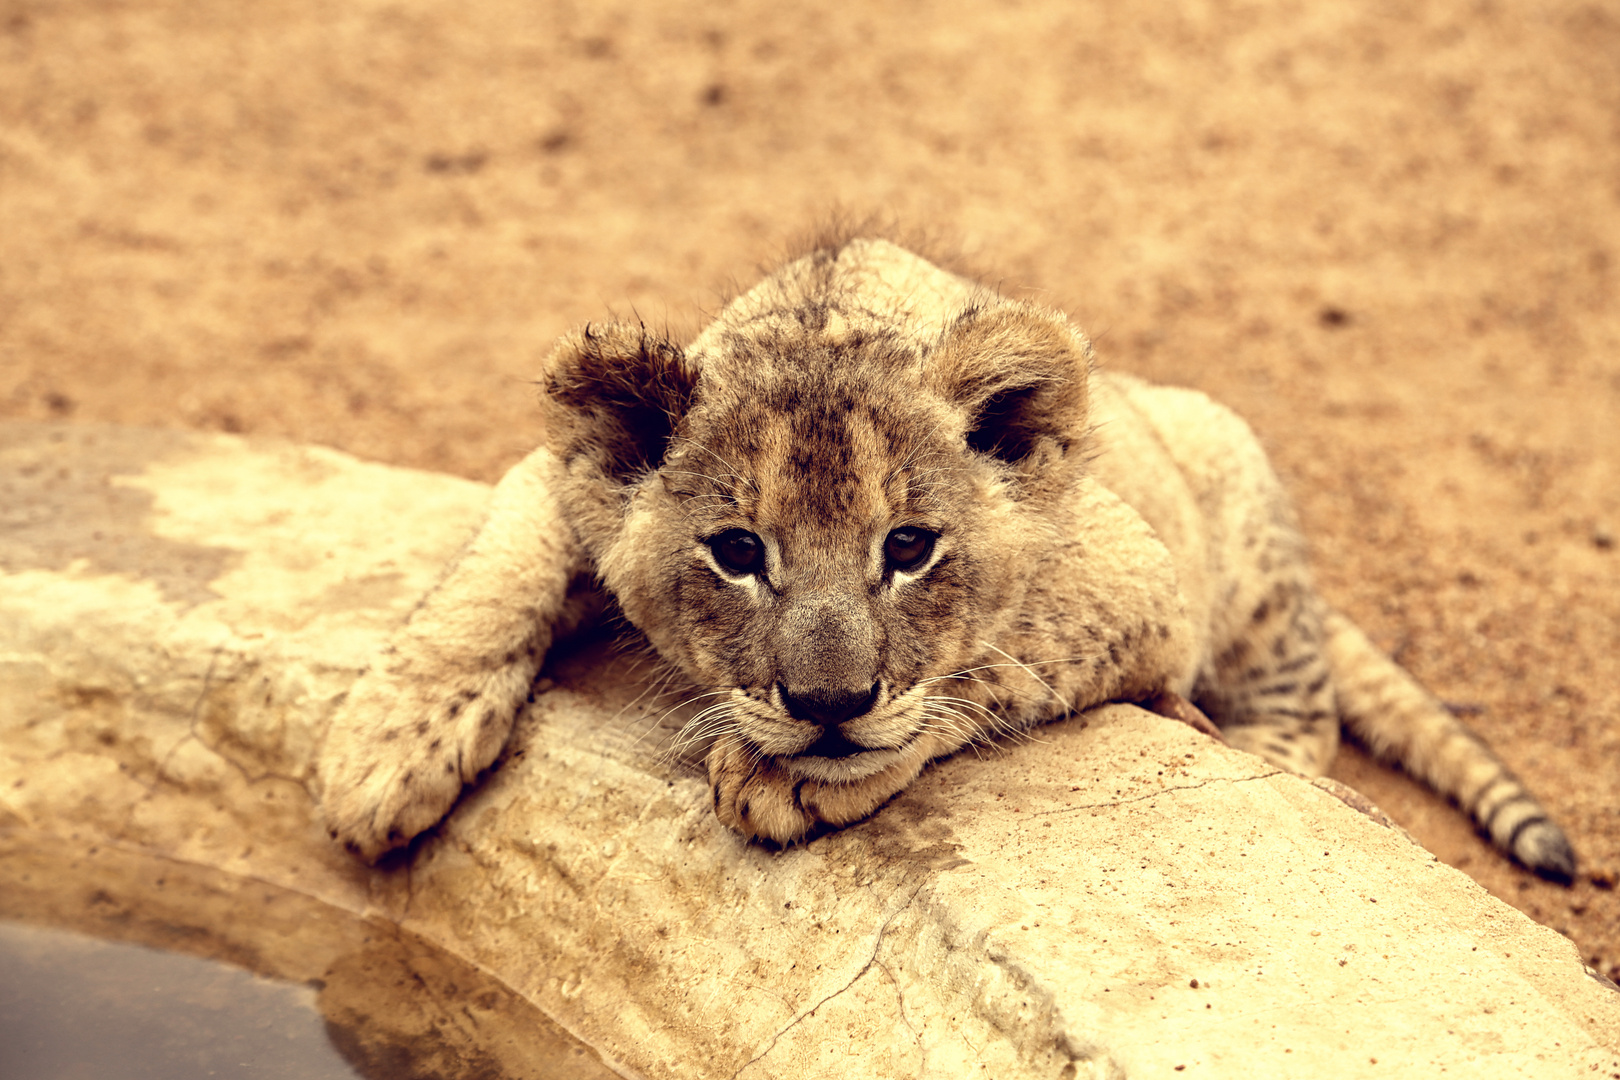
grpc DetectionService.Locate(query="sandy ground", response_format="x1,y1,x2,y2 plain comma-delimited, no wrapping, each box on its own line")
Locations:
3,0,1616,978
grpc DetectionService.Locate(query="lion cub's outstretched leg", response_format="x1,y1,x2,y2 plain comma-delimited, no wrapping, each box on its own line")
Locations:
318,447,588,862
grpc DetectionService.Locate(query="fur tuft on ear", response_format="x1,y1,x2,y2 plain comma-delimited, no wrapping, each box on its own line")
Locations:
928,302,1092,474
540,322,697,481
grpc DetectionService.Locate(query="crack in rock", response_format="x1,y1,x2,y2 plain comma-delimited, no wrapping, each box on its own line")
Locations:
1029,769,1285,819
730,882,925,1079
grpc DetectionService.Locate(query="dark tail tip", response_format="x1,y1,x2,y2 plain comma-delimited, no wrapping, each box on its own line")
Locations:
1513,819,1577,886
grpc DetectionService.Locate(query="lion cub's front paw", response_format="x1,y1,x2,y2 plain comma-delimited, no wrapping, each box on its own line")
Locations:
706,736,934,844
708,740,819,843
318,665,526,862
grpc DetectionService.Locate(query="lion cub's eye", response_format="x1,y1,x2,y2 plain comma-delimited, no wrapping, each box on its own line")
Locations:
709,529,764,576
884,527,937,573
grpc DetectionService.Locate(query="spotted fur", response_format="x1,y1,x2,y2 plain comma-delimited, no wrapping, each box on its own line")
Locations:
317,238,1575,882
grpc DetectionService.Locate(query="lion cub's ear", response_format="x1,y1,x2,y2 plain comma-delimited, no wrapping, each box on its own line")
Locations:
540,322,698,481
928,303,1092,477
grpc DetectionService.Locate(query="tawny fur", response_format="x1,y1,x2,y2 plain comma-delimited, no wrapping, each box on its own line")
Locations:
317,238,1575,882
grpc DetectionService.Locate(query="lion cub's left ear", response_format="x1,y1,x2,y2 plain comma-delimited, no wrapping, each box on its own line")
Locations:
540,322,699,481
928,302,1092,481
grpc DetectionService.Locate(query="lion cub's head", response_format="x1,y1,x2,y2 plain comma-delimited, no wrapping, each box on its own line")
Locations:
540,287,1094,793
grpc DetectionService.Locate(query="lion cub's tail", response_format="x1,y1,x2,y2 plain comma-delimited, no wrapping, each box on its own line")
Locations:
1322,609,1576,883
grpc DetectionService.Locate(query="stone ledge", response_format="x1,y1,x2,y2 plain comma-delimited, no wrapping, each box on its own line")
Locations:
1,420,1615,1079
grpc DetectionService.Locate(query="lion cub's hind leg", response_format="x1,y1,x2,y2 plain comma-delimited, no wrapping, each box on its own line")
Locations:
1198,580,1341,779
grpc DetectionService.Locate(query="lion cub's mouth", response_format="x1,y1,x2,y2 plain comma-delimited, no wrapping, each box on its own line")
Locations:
776,735,919,783
800,725,868,759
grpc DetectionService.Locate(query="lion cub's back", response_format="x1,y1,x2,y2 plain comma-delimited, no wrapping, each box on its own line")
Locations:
1089,372,1312,674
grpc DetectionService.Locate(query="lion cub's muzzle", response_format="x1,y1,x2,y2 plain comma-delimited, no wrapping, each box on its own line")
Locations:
777,680,883,758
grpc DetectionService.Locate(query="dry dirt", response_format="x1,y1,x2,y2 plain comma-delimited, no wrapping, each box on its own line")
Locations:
2,0,1617,978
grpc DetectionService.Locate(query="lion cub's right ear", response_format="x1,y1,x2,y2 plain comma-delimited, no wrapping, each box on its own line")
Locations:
540,323,699,482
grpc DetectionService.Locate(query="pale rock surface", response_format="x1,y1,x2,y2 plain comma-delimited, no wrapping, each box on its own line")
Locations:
1,420,1615,1079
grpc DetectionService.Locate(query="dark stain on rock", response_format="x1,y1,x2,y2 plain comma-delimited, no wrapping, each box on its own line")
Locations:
850,782,972,874
0,421,239,606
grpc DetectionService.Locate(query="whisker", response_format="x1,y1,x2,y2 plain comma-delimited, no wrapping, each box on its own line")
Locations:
915,703,1000,759
611,658,688,724
666,436,746,479
977,641,1071,711
661,469,746,495
665,437,761,501
923,693,999,722
662,704,744,764
916,706,979,743
918,656,1096,685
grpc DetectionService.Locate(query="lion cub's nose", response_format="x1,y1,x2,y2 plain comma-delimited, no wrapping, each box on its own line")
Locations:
778,683,881,727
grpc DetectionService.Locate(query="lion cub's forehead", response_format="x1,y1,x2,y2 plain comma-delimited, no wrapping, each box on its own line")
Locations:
670,336,964,533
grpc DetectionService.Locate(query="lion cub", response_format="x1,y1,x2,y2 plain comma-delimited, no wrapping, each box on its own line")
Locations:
318,237,1575,882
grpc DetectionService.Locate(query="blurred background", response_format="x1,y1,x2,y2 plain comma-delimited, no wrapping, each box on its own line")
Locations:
2,0,1616,975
